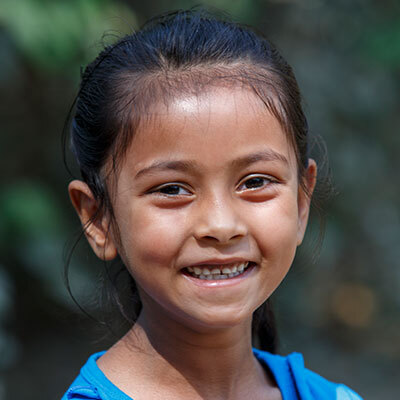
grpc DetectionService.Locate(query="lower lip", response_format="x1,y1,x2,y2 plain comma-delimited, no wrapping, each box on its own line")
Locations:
181,263,256,288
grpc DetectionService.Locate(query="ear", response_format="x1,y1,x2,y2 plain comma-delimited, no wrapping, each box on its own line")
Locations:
68,180,118,260
297,159,317,245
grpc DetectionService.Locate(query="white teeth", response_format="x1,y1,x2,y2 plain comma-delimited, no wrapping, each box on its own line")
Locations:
186,262,251,280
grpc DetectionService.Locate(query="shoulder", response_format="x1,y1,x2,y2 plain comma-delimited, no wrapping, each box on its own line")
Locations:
253,349,363,400
61,351,127,400
62,382,101,400
302,367,364,400
61,372,101,400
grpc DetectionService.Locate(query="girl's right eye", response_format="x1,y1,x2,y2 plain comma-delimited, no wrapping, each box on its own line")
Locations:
150,184,192,196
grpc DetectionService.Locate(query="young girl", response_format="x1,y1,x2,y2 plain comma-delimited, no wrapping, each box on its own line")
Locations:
62,10,363,400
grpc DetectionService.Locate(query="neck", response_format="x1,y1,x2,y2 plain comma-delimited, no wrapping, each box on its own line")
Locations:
117,306,270,399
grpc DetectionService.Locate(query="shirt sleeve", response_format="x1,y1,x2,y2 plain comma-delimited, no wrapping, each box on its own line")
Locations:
302,367,364,400
62,385,102,400
335,385,364,400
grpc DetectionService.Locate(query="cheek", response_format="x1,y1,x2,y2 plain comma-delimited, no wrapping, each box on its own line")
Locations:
253,194,299,242
118,205,188,268
250,195,299,276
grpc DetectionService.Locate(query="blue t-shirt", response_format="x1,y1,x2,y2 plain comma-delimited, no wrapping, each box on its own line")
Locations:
62,349,363,399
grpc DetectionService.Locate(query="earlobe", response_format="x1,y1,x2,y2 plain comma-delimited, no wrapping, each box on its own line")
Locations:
68,180,118,261
297,159,317,245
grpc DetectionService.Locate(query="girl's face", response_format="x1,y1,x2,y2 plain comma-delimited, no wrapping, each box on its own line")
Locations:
86,87,315,332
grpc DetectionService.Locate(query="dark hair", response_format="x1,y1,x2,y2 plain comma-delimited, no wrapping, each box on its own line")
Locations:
64,9,314,353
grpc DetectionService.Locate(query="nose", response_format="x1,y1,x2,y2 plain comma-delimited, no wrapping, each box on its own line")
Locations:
193,195,247,244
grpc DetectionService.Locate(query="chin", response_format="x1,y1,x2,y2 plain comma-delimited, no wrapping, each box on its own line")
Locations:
184,304,255,332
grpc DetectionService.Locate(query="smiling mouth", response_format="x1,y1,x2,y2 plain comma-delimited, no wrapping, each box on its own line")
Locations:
184,261,253,280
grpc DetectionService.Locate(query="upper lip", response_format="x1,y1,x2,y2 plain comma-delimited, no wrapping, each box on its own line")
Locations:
183,258,253,269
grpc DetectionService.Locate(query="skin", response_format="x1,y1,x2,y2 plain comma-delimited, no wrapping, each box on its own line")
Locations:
69,86,317,400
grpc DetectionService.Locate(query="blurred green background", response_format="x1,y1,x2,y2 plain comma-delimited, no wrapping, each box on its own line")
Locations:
0,0,399,398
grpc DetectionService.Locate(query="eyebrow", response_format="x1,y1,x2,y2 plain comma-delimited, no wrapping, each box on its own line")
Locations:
230,149,289,169
135,160,197,178
134,149,288,179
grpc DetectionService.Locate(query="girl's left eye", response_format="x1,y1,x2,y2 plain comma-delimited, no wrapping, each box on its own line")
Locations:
152,184,192,196
237,175,275,191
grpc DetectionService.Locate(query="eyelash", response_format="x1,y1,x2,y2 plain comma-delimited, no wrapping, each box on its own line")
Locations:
150,183,192,197
236,175,277,191
149,175,277,197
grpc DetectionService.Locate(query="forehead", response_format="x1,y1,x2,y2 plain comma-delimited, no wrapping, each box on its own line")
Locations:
125,87,296,171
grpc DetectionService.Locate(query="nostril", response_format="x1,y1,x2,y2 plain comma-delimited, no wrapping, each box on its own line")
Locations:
203,235,217,241
193,215,248,244
200,233,244,243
